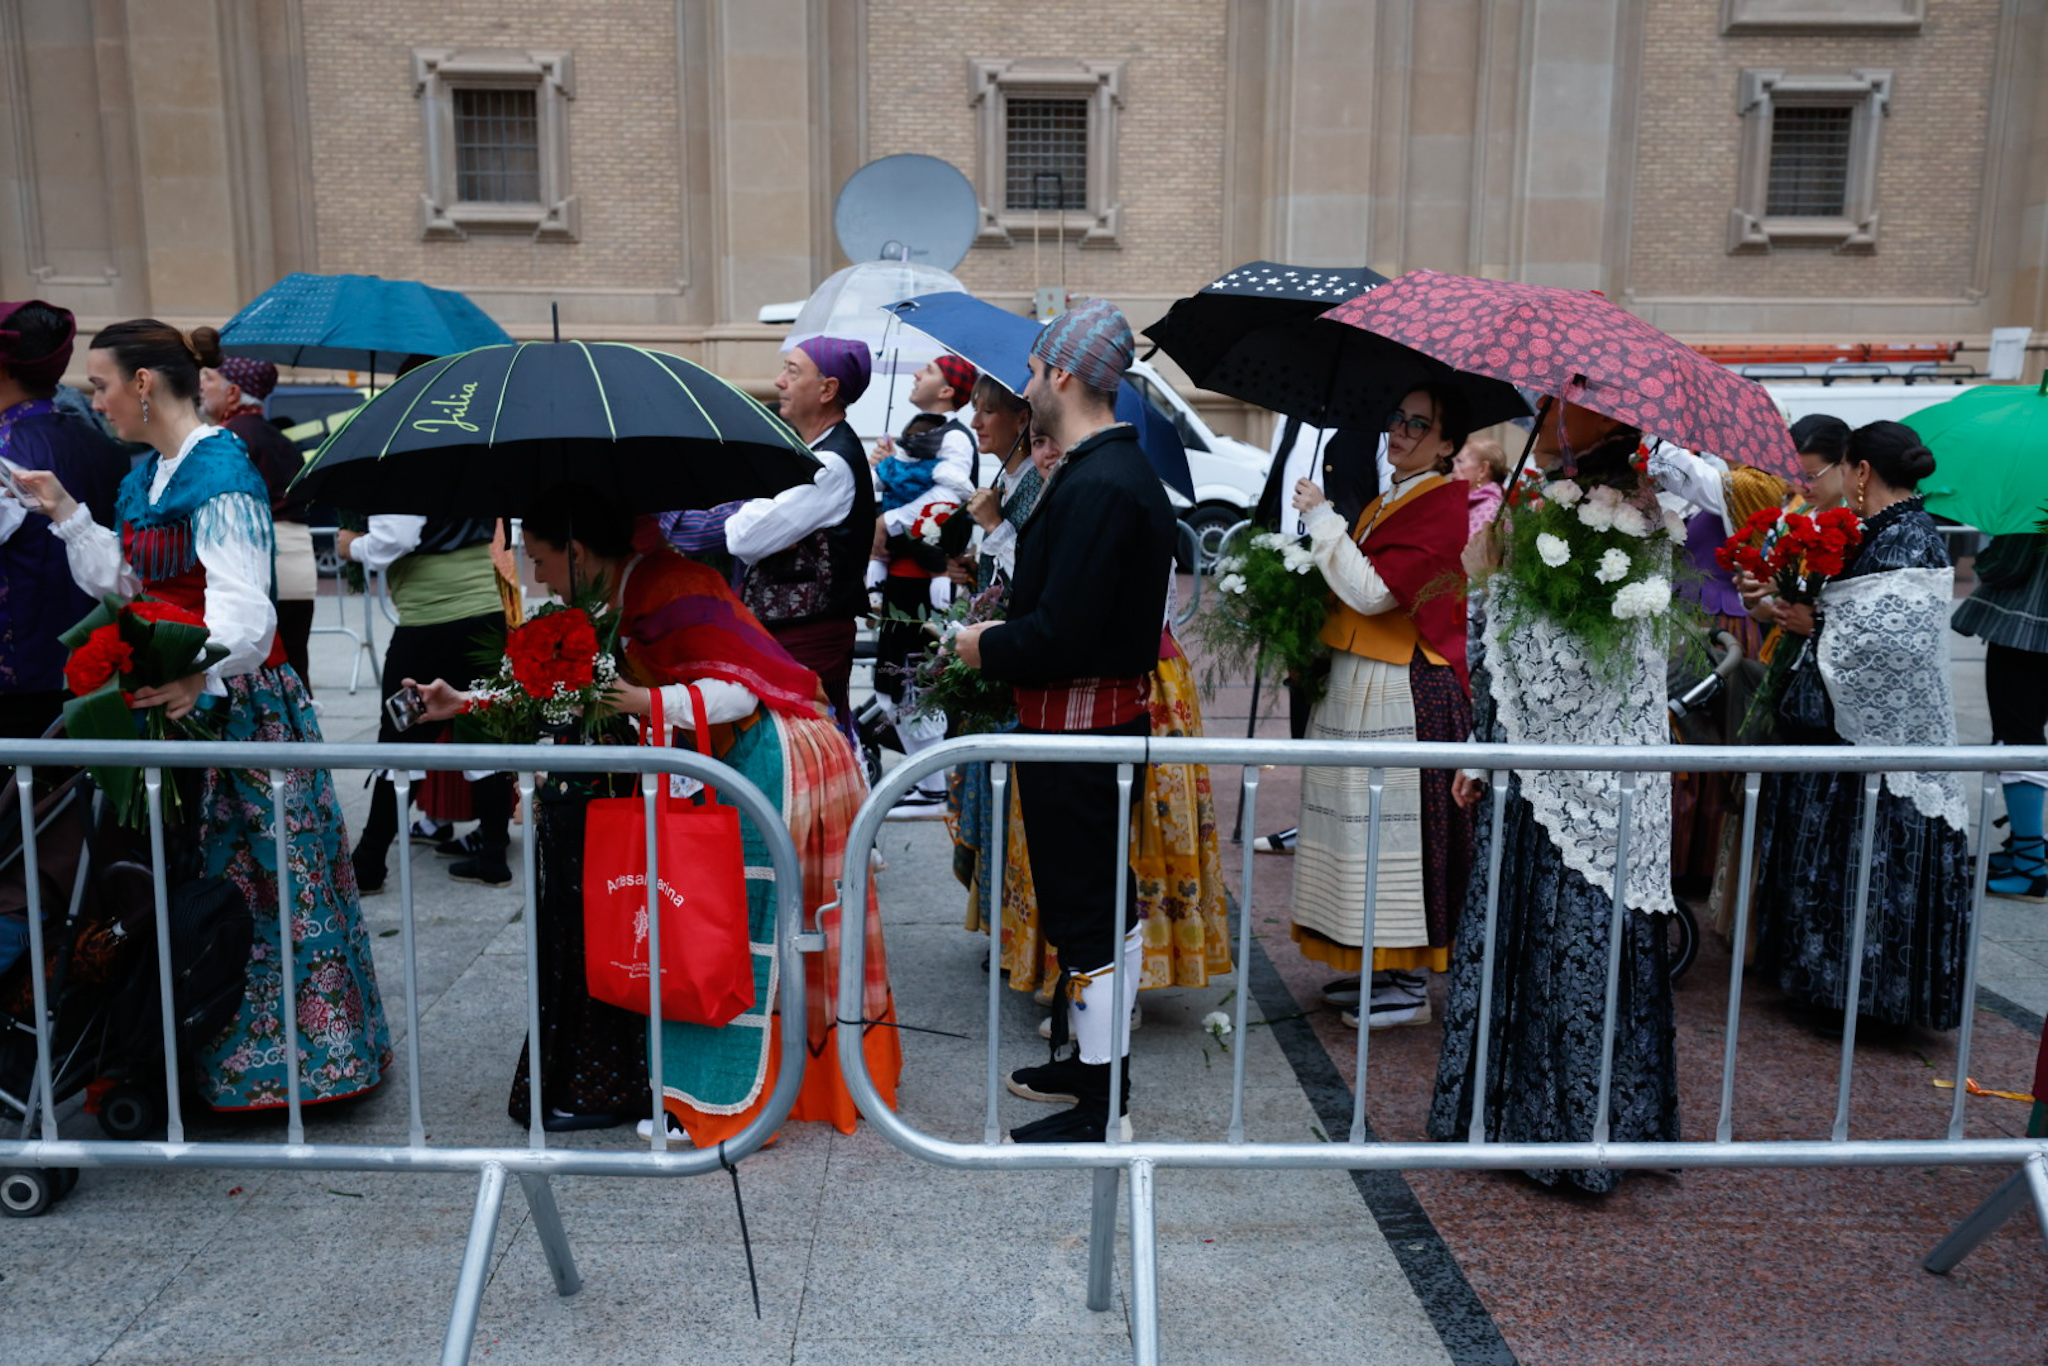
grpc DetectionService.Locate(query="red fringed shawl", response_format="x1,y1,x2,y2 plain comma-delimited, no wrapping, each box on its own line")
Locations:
621,551,824,717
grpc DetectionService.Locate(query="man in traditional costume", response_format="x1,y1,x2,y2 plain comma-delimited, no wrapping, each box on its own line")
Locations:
953,298,1175,1143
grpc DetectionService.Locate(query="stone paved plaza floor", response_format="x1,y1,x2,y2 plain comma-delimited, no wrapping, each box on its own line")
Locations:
4,581,2044,1364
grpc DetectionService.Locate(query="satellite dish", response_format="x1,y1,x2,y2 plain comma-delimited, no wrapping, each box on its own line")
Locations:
834,154,979,271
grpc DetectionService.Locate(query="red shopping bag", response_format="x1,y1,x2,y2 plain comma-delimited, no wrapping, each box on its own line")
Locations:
583,687,756,1026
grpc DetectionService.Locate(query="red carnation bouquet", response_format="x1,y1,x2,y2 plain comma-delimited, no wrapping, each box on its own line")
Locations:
909,500,960,548
460,599,620,743
1715,505,1863,605
59,594,231,826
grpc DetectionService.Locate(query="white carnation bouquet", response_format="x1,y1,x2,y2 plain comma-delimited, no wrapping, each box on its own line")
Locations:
1497,445,1693,672
1198,529,1334,700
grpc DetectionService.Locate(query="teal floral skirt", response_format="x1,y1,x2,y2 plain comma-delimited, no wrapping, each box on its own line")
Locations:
194,664,390,1110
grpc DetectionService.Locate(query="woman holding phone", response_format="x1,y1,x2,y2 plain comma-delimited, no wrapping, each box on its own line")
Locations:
15,318,388,1112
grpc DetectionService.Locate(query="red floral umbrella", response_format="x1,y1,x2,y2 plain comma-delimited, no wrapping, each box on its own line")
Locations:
1322,270,1798,478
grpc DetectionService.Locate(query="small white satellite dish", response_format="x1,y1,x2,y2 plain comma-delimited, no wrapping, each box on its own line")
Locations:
834,154,979,271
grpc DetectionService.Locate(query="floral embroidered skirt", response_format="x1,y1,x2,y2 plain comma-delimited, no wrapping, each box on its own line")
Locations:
1427,773,1679,1193
196,664,391,1110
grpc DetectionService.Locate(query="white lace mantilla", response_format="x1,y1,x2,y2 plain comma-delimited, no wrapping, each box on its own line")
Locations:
1817,567,1968,832
1483,587,1676,915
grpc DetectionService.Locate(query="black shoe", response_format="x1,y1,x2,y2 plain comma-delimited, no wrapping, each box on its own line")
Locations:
351,849,386,897
449,855,512,888
1252,826,1297,854
436,831,488,858
1007,1103,1133,1144
1006,1054,1092,1105
540,1108,627,1132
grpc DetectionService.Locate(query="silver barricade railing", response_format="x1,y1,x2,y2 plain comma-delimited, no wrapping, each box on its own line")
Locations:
0,736,812,1366
306,524,382,694
835,735,2048,1366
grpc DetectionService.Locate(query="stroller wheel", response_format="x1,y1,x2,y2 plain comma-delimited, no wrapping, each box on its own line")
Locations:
97,1083,163,1141
1666,901,1701,984
0,1167,56,1217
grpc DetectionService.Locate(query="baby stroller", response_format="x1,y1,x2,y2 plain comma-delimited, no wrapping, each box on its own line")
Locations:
1662,628,1754,983
0,733,251,1217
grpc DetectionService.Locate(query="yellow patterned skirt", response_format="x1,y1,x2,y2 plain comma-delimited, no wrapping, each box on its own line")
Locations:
957,650,1234,996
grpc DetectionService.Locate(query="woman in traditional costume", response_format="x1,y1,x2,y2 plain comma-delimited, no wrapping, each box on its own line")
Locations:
1754,421,1974,1029
1427,403,1680,1193
21,319,389,1110
414,485,900,1142
1286,383,1474,1030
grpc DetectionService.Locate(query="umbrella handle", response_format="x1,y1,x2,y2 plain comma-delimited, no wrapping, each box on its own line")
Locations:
1495,395,1554,523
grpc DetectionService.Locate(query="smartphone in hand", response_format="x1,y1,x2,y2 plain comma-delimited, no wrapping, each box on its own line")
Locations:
0,456,39,510
384,685,426,733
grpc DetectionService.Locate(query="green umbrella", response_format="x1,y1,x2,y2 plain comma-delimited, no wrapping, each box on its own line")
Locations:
1902,382,2048,534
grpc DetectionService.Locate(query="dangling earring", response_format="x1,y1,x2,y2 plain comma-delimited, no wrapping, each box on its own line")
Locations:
140,394,151,425
1855,476,1866,513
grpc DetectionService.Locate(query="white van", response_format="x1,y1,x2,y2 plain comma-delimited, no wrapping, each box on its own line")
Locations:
1763,380,1987,430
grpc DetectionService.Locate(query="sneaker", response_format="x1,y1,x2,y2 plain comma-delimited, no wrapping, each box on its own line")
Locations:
634,1112,688,1141
449,855,513,888
886,790,948,821
1006,1054,1092,1105
1006,1105,1133,1144
436,831,489,858
1038,1001,1142,1040
1252,827,1297,854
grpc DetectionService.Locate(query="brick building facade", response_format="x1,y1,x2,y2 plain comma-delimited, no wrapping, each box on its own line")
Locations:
3,0,2044,423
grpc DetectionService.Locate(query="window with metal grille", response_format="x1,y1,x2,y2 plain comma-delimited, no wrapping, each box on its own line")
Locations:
453,87,541,204
1005,97,1088,211
1766,105,1854,217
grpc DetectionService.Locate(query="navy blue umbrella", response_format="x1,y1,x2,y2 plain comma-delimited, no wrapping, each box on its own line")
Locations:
218,272,513,375
884,293,1195,502
291,341,819,518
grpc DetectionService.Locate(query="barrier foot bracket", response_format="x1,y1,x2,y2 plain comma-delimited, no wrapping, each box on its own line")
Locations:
1923,1153,2048,1274
518,1172,584,1297
1085,1165,1121,1312
440,1161,511,1366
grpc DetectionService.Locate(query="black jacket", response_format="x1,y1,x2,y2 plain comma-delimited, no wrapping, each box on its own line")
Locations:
980,424,1174,685
1254,419,1380,535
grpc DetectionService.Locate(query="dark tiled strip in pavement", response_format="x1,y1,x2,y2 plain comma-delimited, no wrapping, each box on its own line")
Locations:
1242,915,1519,1366
1977,985,2044,1037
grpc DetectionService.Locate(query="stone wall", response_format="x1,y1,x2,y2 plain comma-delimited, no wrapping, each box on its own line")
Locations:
1629,0,2002,314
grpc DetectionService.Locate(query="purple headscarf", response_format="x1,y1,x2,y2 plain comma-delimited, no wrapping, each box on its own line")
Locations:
793,336,872,408
217,355,278,400
1030,297,1133,393
0,300,75,393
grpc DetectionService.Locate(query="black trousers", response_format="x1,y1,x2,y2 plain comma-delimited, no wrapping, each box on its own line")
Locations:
1986,642,2048,752
874,574,933,703
358,610,512,863
1014,715,1147,972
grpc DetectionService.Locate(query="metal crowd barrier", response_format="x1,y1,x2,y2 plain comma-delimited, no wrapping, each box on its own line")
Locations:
0,737,811,1366
835,734,2048,1366
306,524,382,694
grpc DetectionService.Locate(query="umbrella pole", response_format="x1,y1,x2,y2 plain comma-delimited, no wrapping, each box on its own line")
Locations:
880,310,900,438
552,301,561,344
1495,395,1555,522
